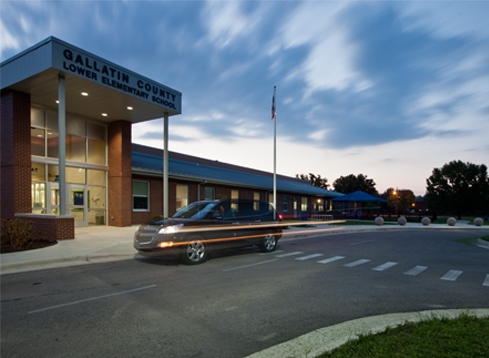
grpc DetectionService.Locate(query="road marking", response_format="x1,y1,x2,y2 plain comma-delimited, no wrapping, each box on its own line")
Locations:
441,270,463,281
318,256,345,264
275,251,304,258
28,285,157,314
483,274,489,287
404,266,428,276
295,254,324,261
350,240,374,246
258,250,284,256
372,262,398,271
223,259,279,272
344,259,371,267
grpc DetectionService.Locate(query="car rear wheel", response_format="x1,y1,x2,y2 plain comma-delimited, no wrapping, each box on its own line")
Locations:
259,233,277,252
181,237,208,265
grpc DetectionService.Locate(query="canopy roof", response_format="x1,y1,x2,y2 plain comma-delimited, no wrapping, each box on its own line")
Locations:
331,191,386,202
1,36,181,124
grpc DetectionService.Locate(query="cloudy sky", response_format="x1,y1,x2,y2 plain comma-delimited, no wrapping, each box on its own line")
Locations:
2,0,488,195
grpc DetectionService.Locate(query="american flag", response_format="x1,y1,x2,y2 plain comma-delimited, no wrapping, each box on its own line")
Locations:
271,86,276,120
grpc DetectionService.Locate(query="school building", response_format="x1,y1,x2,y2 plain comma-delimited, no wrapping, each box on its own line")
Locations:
1,36,342,240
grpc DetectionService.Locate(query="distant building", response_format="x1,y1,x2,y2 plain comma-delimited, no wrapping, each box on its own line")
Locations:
1,36,341,240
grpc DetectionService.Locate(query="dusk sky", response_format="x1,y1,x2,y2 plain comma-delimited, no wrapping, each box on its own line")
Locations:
2,0,488,196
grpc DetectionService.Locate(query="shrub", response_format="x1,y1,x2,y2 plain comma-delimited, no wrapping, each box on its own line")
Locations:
1,218,35,250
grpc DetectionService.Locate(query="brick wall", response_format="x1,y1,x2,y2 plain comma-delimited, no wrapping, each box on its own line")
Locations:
108,120,132,227
15,214,75,241
1,91,32,221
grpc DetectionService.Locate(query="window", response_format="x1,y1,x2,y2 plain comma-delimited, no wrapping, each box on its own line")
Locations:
253,192,260,211
66,167,86,184
133,181,149,211
231,190,239,211
176,185,188,211
268,193,274,204
317,199,324,212
31,109,106,164
283,195,288,212
66,135,86,162
205,187,215,200
31,183,45,214
31,128,45,156
301,197,308,212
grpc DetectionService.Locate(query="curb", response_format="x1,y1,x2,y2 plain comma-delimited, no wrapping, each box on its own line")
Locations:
478,238,489,247
244,308,489,358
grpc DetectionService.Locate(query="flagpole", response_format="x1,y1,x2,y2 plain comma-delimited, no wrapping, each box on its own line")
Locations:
272,86,277,219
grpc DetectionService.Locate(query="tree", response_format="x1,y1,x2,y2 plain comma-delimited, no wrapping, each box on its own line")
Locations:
381,188,416,215
333,174,378,195
295,173,329,189
426,160,489,218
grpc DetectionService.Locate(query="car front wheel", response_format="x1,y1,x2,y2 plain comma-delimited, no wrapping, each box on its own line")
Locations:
259,233,277,252
181,237,208,265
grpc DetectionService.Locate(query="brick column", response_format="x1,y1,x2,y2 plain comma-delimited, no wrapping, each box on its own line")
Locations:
1,90,32,221
108,120,132,227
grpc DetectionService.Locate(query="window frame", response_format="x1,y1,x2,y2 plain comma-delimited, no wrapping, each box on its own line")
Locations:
133,180,150,212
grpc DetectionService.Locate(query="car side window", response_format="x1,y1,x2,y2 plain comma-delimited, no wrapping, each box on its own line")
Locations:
237,201,255,218
258,201,274,218
214,202,233,219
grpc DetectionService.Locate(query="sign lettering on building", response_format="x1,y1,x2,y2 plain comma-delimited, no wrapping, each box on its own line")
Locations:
52,42,181,114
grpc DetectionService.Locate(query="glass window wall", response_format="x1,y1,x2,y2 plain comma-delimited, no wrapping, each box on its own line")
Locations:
66,167,86,184
31,109,106,165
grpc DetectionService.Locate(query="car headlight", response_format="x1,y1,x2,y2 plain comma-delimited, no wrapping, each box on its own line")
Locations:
158,224,183,235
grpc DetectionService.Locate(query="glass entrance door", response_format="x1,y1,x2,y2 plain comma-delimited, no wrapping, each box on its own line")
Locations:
46,183,88,226
47,182,60,215
69,184,88,227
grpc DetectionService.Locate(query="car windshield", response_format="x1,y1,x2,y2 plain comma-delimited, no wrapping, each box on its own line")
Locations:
172,202,217,220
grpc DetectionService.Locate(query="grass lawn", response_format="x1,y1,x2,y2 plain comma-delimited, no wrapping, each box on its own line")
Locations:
318,313,489,358
326,220,396,226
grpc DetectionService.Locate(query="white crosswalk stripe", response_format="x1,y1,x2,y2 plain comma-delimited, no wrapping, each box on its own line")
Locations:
275,251,304,258
404,266,428,276
441,270,463,281
344,259,371,267
317,256,345,264
295,254,324,261
258,250,284,256
268,251,486,287
372,262,398,271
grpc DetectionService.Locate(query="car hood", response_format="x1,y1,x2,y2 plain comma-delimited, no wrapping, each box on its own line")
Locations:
148,217,214,228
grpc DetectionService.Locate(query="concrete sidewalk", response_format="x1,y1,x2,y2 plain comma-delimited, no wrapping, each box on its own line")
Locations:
1,221,487,275
1,221,488,358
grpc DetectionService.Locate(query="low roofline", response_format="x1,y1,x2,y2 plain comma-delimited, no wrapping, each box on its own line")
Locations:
131,144,343,198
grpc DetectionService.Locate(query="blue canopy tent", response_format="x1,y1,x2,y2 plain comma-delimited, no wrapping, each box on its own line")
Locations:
331,191,387,218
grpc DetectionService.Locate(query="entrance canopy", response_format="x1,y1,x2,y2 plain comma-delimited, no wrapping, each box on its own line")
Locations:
1,36,182,123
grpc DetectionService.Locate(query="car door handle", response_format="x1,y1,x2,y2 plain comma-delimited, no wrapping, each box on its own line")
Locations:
232,222,239,225
255,220,261,223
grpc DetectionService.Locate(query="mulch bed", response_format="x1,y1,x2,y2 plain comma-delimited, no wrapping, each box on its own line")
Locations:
0,240,57,254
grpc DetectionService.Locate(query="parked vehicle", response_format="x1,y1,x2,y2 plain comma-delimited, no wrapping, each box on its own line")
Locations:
134,199,283,264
